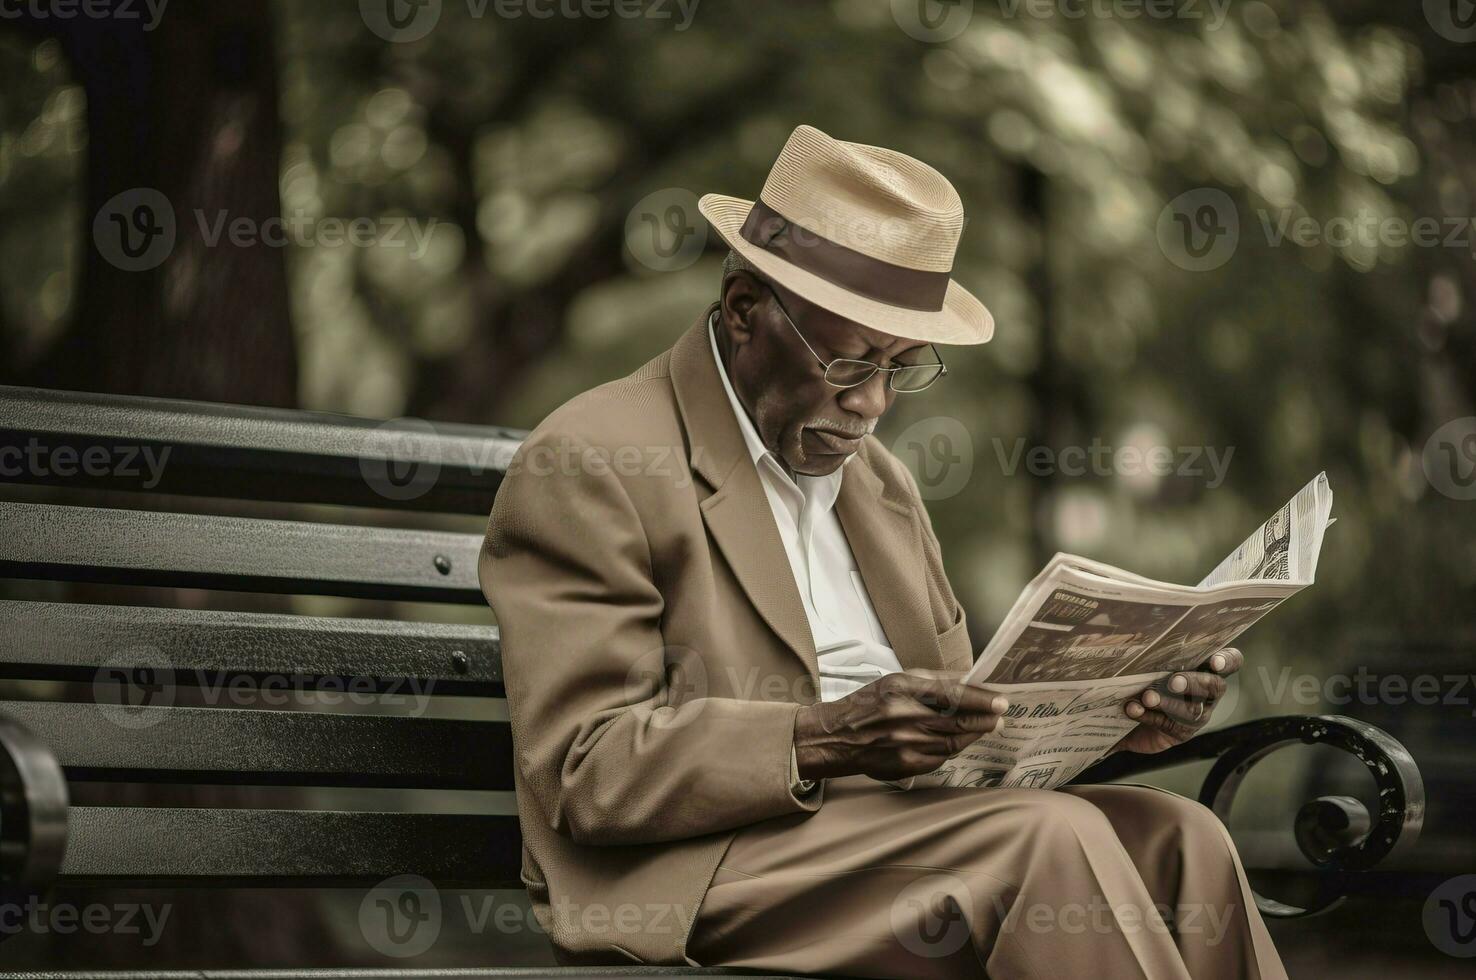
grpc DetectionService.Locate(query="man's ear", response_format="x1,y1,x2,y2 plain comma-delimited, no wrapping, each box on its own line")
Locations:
720,270,765,347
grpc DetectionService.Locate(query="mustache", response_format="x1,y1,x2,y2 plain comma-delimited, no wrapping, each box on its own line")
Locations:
806,418,876,439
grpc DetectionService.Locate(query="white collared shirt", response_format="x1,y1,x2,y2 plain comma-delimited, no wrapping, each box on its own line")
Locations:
707,311,905,702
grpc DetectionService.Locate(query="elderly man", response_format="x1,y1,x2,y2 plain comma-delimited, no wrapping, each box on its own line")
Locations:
479,125,1286,978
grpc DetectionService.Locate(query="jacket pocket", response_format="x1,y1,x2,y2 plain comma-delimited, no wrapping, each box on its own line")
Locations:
935,604,973,671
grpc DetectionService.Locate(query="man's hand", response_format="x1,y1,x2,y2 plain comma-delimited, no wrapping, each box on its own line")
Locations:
1111,648,1243,755
794,670,1009,781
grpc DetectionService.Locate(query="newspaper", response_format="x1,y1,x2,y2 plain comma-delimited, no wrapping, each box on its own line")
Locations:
902,473,1334,791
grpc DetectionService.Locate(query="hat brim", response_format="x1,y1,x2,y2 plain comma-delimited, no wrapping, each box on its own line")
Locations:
698,193,994,346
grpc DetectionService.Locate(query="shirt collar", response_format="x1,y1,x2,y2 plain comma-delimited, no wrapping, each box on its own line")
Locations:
707,309,853,498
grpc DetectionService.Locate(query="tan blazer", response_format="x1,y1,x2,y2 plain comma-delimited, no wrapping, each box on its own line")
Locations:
478,304,974,965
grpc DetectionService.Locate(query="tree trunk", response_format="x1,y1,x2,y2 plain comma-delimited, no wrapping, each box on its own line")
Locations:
18,0,296,408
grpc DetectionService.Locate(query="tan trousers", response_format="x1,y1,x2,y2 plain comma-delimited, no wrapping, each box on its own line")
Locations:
687,776,1288,979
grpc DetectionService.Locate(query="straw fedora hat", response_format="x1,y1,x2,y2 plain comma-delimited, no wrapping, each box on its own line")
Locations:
699,124,993,346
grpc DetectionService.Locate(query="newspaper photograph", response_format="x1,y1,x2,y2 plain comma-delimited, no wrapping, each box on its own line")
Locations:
985,591,1193,684
901,473,1335,792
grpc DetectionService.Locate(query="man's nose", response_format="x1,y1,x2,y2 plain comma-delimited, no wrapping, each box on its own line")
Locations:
836,371,890,422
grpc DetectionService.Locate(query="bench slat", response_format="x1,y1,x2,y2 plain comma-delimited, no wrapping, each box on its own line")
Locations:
0,600,502,692
2,701,513,789
61,807,522,885
0,502,486,603
0,384,523,514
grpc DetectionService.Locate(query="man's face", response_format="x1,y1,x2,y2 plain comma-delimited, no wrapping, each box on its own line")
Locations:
716,272,928,478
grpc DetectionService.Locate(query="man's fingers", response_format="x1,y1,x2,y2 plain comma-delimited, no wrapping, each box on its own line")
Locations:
1204,647,1244,675
924,727,991,758
1165,670,1226,702
1135,668,1223,706
937,730,987,756
940,709,1007,734
901,675,1010,718
1125,707,1198,742
1153,690,1218,726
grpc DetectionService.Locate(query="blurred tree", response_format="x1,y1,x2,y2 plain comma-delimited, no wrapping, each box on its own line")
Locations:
6,0,296,406
0,3,311,968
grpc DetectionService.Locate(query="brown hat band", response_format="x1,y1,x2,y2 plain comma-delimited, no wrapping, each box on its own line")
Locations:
738,198,950,312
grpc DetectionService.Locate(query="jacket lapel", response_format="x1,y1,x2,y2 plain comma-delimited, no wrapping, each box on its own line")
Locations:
671,307,819,684
834,458,947,673
669,305,946,685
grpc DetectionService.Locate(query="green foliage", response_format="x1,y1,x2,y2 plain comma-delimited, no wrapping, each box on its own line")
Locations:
1,0,1472,722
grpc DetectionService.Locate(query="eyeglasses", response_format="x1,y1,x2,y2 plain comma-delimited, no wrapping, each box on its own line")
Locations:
768,286,948,393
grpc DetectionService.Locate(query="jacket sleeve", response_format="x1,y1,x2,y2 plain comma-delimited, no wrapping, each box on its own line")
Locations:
479,427,822,846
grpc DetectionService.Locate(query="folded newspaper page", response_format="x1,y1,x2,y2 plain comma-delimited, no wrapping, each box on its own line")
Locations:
900,472,1334,792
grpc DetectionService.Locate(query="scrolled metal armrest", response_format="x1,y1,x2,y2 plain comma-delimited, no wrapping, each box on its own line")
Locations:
1072,714,1424,918
0,713,69,893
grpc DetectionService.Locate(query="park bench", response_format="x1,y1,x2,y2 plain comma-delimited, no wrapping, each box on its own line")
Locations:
0,383,1425,975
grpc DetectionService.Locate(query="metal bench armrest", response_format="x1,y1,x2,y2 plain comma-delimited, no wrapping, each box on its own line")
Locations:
0,713,69,897
1070,714,1424,918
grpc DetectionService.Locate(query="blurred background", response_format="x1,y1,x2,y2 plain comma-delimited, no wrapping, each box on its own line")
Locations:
0,0,1473,973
